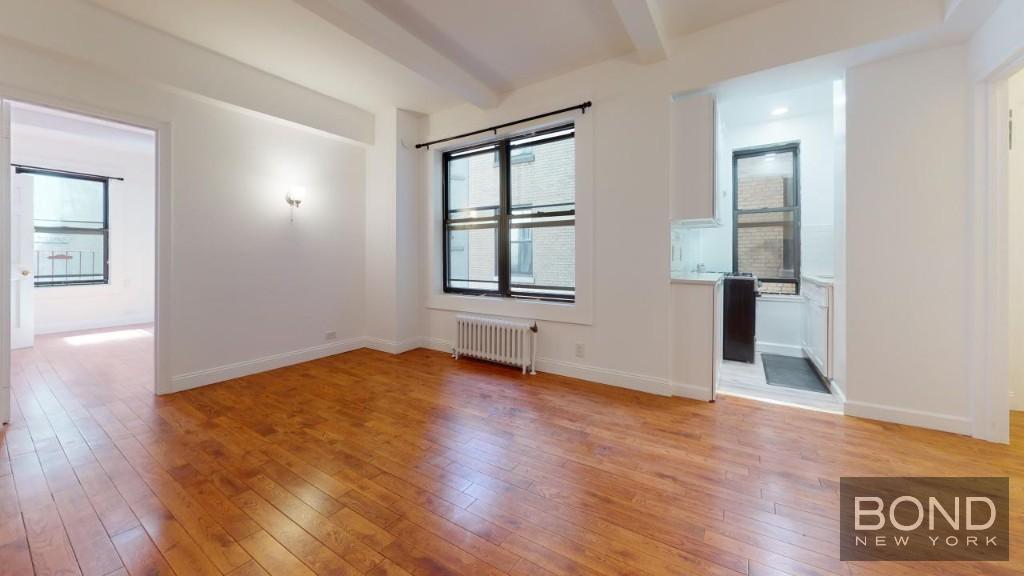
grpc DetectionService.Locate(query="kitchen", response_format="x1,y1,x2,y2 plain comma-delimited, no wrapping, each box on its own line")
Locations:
669,77,845,412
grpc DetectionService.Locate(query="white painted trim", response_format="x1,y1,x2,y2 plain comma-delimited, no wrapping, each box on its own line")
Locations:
418,335,673,396
845,400,972,436
418,337,454,355
34,316,154,337
537,357,672,397
672,381,714,402
0,100,11,425
968,52,1024,442
362,337,422,355
829,377,848,406
758,341,804,358
170,337,365,392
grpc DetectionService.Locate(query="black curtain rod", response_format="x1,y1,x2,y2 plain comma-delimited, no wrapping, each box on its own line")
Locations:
12,164,124,182
415,101,591,150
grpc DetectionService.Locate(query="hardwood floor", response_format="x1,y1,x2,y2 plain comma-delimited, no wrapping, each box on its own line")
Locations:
4,327,1024,575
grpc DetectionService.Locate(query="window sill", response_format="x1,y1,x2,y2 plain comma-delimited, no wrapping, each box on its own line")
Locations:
427,291,592,325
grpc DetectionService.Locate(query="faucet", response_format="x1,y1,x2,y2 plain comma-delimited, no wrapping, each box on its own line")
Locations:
695,263,706,273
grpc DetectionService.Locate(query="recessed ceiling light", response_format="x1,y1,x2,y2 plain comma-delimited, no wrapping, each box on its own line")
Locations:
771,107,789,116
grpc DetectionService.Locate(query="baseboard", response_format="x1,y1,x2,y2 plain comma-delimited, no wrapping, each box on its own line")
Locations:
671,381,714,402
757,341,804,358
829,380,848,405
170,336,364,392
844,400,971,436
415,336,671,397
419,337,454,354
536,357,672,397
35,315,154,336
362,337,422,355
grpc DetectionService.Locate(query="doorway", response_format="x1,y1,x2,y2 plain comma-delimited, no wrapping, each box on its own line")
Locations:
707,79,845,413
3,101,157,425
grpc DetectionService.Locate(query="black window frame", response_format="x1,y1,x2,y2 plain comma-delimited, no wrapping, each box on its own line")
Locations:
732,142,801,294
443,124,575,302
18,167,111,288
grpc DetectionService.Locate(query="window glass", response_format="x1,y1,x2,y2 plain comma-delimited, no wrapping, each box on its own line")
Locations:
733,145,799,295
34,231,106,284
510,132,574,213
33,174,105,229
447,226,498,292
25,171,109,287
443,125,575,301
447,146,499,220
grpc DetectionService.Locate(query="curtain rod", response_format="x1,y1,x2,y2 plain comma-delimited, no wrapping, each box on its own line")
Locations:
12,164,124,182
415,101,591,150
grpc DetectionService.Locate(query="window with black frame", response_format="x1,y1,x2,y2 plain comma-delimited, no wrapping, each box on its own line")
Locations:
732,143,800,295
19,168,110,287
443,125,575,301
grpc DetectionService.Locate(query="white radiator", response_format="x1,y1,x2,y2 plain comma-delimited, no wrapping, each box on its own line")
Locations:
454,314,537,374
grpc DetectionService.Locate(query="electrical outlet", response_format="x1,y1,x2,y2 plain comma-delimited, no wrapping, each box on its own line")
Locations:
575,343,585,358
325,331,337,342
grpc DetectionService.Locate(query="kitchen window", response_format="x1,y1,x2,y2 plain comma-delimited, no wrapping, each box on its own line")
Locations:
18,168,110,287
443,125,575,301
732,143,800,295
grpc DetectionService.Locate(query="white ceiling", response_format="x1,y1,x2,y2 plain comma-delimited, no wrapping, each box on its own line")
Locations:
369,0,633,93
86,0,801,115
89,0,461,114
653,0,788,39
719,81,835,129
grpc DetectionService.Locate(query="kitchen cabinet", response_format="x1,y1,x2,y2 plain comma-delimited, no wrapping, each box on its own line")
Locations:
670,275,723,401
670,92,718,224
802,276,834,380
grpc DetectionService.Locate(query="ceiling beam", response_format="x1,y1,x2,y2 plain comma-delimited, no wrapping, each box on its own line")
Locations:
611,0,667,64
294,0,500,109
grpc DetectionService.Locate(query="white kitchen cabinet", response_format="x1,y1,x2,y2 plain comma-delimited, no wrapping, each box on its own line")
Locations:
802,276,834,380
670,275,723,401
670,92,718,224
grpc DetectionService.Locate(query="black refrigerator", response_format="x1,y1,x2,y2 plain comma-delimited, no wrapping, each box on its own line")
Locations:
723,274,757,363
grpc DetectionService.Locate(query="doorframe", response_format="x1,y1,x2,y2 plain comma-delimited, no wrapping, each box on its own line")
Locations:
0,89,173,409
971,50,1024,443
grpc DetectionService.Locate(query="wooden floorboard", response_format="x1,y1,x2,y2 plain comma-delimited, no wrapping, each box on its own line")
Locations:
3,326,1024,574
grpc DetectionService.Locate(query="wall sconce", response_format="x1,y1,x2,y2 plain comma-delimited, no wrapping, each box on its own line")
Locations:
286,186,306,221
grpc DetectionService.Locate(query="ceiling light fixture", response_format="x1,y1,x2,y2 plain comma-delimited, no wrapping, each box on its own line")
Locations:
771,107,789,116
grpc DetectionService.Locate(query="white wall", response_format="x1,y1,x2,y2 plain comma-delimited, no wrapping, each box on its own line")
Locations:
413,0,937,393
0,32,367,392
11,122,156,334
845,44,972,434
364,108,423,352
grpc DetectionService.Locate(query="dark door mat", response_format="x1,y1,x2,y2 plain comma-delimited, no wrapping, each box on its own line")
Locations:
761,354,830,394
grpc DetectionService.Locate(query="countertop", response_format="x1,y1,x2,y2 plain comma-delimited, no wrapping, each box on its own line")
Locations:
802,274,835,287
670,273,724,285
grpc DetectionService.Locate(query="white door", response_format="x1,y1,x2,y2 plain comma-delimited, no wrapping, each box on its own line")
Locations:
11,172,34,350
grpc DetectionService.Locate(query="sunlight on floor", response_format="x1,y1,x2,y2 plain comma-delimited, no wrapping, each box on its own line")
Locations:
64,328,152,346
